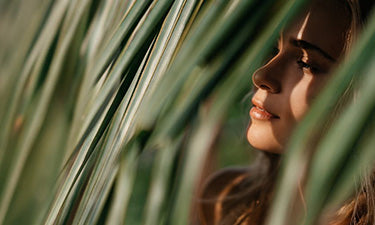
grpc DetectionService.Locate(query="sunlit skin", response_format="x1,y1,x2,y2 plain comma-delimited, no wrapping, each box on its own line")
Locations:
247,0,352,153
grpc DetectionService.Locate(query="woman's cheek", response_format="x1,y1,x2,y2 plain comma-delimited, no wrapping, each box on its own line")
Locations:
288,75,314,121
289,73,331,122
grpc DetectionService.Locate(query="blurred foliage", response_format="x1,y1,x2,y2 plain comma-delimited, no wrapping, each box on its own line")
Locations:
0,0,375,225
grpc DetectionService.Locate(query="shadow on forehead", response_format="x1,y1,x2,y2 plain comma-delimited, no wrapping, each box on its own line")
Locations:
283,0,352,60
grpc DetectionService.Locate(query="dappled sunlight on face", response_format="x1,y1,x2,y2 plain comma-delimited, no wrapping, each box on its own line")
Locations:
247,0,351,153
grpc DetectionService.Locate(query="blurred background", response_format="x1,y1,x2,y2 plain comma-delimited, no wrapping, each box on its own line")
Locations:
1,0,375,225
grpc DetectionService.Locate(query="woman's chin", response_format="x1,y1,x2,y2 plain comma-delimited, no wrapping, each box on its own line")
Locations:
246,125,284,154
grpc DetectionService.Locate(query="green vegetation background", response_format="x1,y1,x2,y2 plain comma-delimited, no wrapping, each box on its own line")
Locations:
1,1,375,225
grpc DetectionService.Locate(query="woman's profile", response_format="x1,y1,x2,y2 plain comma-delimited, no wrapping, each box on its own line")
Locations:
198,0,375,224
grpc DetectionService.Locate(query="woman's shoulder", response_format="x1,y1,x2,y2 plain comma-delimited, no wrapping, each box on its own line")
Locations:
198,167,253,225
200,167,252,199
197,165,274,225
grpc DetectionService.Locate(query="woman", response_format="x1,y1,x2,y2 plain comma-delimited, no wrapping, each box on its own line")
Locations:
198,0,374,224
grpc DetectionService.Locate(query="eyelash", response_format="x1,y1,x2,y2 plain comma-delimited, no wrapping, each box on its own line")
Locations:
297,59,318,73
268,43,321,73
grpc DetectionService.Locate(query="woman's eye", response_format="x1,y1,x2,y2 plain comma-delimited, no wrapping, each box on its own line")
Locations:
297,60,317,73
297,60,311,69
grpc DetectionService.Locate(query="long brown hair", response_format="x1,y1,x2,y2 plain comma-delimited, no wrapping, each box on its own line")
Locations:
324,1,375,224
198,1,375,225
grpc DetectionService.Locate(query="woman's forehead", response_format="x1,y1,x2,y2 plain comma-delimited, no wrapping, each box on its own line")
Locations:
283,0,351,60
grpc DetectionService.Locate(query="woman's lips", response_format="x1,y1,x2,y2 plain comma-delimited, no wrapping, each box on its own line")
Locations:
250,99,279,121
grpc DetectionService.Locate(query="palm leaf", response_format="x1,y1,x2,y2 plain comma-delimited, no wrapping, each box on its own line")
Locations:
1,1,375,225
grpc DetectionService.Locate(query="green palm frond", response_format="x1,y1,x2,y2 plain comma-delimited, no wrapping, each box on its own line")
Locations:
1,0,374,225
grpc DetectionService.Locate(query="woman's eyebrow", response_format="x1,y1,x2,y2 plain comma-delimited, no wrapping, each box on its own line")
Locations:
289,39,336,62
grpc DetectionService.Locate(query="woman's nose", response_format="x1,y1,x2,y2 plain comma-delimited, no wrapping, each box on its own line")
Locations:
252,61,282,93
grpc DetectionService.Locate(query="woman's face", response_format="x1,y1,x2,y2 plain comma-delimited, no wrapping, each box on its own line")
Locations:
247,1,351,153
